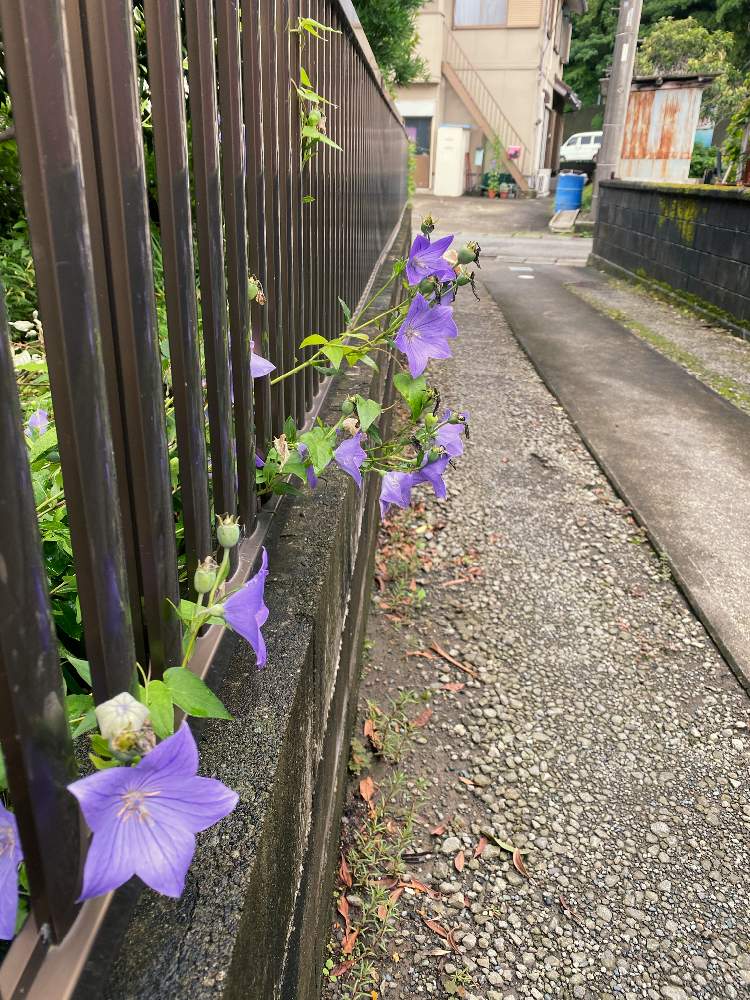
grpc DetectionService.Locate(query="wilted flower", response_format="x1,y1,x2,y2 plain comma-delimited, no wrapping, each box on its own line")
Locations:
413,454,450,500
394,294,458,378
26,408,49,437
341,416,360,437
0,804,22,940
273,433,291,468
250,339,275,378
69,723,238,900
405,234,456,287
435,411,469,458
420,214,436,236
95,692,150,745
334,432,367,489
379,470,416,519
218,548,269,667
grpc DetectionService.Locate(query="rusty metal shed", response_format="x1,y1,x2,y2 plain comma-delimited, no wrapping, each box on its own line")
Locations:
619,74,716,183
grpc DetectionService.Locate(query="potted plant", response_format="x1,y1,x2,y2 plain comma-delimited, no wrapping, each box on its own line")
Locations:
487,168,502,198
499,182,510,199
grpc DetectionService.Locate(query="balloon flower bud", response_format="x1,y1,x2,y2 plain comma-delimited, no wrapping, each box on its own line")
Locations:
194,556,219,594
341,397,355,416
217,514,241,549
424,413,438,431
307,108,322,127
419,276,437,295
456,266,473,286
457,241,481,266
420,215,435,236
248,275,262,302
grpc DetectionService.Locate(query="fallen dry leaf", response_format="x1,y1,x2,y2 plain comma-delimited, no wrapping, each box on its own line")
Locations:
559,894,585,926
412,706,433,728
359,775,375,804
441,682,465,692
404,878,441,899
430,641,478,678
377,904,388,921
446,928,460,954
454,850,465,872
458,776,477,788
342,928,359,955
423,918,450,941
330,960,354,978
339,854,352,888
512,848,529,878
337,895,350,929
406,650,436,660
474,836,488,858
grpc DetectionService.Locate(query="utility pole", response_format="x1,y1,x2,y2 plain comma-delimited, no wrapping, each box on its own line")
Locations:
590,0,643,222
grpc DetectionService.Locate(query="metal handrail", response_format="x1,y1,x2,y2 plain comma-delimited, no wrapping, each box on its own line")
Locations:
443,26,531,176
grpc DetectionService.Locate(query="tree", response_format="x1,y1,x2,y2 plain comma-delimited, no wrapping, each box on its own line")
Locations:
716,0,750,73
354,0,427,87
567,0,717,107
636,17,748,125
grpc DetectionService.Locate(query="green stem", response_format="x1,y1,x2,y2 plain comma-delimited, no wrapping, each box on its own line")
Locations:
180,592,205,669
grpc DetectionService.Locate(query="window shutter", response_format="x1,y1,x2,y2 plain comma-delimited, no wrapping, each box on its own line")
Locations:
507,0,542,27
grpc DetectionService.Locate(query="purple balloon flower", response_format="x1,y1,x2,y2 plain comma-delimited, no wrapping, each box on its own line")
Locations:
0,803,22,939
250,339,275,379
68,723,238,900
435,411,469,458
379,470,416,519
26,408,49,437
413,454,450,499
394,294,458,378
255,450,265,469
297,444,318,489
333,432,367,489
406,234,456,287
222,547,270,667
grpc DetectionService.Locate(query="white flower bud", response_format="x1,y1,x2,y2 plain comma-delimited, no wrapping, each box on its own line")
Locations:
95,692,150,743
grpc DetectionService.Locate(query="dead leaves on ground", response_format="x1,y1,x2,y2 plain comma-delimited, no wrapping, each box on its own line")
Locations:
359,775,375,805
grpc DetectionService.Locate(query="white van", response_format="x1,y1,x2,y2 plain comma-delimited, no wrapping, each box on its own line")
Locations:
559,131,603,163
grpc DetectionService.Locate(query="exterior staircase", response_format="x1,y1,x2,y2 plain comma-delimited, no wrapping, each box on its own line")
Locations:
442,28,531,192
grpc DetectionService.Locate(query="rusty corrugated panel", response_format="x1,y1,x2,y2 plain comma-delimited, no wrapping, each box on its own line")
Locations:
620,82,705,183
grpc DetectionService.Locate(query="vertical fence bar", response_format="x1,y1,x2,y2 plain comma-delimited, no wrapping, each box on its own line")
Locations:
72,0,182,673
216,0,256,532
144,0,211,577
301,0,317,411
289,0,306,422
0,289,81,942
242,0,272,454
275,0,295,427
0,0,137,706
184,0,237,530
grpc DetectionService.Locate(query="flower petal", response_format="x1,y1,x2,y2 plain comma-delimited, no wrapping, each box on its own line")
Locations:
250,352,275,378
129,812,196,899
138,721,199,780
223,548,270,666
77,809,137,900
145,775,239,834
333,432,366,489
0,807,20,940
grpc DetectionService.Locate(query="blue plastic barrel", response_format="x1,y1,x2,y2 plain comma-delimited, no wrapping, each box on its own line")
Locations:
555,172,586,212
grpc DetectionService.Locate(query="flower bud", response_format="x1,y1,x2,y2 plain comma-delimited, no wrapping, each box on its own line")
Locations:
248,275,260,301
456,266,473,286
194,556,219,594
424,413,438,431
217,514,241,549
95,692,151,744
341,397,355,416
307,108,322,127
420,215,435,236
419,276,437,295
457,241,481,265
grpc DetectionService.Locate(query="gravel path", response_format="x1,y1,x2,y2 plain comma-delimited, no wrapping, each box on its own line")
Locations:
327,276,750,1000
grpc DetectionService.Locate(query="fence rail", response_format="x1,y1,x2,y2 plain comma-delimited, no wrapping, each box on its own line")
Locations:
0,0,406,994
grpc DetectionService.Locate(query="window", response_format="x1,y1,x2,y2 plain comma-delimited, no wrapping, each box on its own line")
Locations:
454,0,508,26
565,136,579,146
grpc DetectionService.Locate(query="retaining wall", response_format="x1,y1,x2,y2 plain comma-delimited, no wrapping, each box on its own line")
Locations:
592,180,750,337
69,211,410,1000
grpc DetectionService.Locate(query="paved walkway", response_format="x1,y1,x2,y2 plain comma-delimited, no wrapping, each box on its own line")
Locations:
481,261,750,691
326,254,750,1000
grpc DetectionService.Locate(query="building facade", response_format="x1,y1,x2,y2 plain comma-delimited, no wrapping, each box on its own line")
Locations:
396,0,585,194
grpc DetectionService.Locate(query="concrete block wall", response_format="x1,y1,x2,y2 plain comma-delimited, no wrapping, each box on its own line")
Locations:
593,181,750,333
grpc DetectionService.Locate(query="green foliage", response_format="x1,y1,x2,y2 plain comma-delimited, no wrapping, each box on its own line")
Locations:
716,0,750,72
163,667,232,721
689,142,718,177
723,93,750,178
568,0,724,108
636,17,748,123
353,0,427,87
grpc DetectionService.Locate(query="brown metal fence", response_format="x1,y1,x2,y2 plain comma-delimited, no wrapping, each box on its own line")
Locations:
0,0,406,994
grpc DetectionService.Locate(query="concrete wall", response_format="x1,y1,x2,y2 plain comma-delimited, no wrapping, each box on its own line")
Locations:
71,212,411,1000
593,181,750,334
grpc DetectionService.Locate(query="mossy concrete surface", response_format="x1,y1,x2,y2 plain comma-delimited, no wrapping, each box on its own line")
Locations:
71,212,410,1000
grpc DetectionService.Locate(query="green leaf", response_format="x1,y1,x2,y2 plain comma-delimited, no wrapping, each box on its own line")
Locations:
66,693,93,720
90,733,113,758
146,680,175,739
283,415,298,442
62,651,92,686
338,297,352,323
321,343,345,369
163,667,232,720
299,426,335,472
27,427,58,464
359,355,379,372
355,395,381,432
90,754,119,770
299,66,312,87
394,372,429,421
282,454,308,482
0,747,6,791
72,708,98,739
299,333,327,348
302,194,316,204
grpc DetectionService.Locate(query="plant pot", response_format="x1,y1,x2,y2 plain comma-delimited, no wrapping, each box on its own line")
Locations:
500,191,509,199
487,189,497,199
